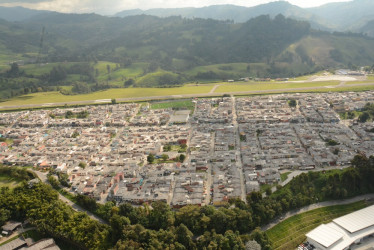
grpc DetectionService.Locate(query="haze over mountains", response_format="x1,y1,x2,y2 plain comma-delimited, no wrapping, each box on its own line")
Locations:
115,0,374,34
0,0,374,35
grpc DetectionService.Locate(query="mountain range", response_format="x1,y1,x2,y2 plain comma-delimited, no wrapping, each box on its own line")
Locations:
114,0,374,35
1,0,374,35
0,1,374,99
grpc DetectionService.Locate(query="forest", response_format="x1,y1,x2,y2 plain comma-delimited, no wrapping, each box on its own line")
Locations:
0,154,374,249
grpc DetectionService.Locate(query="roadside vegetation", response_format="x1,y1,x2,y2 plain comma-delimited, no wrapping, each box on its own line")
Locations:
266,201,369,250
0,154,373,249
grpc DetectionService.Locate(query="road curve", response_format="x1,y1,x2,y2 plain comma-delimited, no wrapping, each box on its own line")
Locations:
261,193,374,231
1,82,374,110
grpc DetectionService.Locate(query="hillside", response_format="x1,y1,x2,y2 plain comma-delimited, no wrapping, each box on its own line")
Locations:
115,2,325,28
0,6,51,22
115,0,374,34
0,13,374,100
308,0,374,31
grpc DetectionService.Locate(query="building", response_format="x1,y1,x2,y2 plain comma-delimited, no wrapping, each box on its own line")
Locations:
305,205,374,250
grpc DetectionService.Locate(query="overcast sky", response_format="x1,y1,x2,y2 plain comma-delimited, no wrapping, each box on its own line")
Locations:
0,0,353,15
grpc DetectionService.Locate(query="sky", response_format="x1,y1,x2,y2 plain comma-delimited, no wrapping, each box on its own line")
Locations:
0,0,353,15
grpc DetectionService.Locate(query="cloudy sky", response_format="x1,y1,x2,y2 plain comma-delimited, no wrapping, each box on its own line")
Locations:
0,0,352,15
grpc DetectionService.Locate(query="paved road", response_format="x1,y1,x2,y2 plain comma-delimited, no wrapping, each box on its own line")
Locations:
2,82,374,110
261,193,374,231
231,95,246,202
32,170,107,224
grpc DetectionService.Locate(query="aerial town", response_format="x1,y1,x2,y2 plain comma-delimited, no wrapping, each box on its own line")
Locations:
0,91,373,208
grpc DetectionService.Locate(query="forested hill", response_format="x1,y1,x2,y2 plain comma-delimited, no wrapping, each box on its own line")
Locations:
1,13,374,99
2,14,311,65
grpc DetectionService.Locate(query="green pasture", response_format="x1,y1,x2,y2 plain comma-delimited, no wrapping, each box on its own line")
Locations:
266,201,368,250
0,175,22,189
280,172,291,182
214,81,341,93
22,62,73,76
0,85,213,107
150,100,194,111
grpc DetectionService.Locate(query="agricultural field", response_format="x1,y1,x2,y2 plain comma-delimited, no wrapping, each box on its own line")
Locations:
185,63,269,81
266,201,368,250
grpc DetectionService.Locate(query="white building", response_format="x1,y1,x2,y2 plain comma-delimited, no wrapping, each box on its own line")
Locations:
306,205,374,250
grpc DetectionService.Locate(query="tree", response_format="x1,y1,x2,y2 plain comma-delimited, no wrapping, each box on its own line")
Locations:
148,201,174,230
161,154,169,161
79,162,86,169
111,98,117,104
358,112,370,123
124,78,135,87
0,208,10,226
265,187,272,196
163,145,171,152
106,64,111,75
147,154,154,164
246,64,251,72
288,99,297,107
65,110,74,119
72,131,80,138
47,175,60,189
179,154,186,162
175,223,195,249
109,214,130,243
72,82,91,94
7,62,20,77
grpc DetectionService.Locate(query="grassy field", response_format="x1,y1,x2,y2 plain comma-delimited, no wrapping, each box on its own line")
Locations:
151,100,195,111
1,77,374,109
0,175,22,189
266,201,368,250
280,172,291,182
214,81,341,93
0,85,213,107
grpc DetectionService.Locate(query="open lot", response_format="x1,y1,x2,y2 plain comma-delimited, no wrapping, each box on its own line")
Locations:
0,175,22,189
0,85,213,107
1,78,374,110
150,100,195,111
214,81,341,93
266,201,368,250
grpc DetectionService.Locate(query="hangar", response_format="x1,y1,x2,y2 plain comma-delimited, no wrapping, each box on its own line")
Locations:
306,205,374,250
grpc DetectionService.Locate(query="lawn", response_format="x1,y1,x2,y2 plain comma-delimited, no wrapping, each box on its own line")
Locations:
0,175,22,189
280,172,291,182
151,100,195,111
214,81,341,93
266,201,368,250
0,85,214,107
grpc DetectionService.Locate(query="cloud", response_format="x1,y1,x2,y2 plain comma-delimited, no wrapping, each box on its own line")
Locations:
0,0,52,3
0,0,353,15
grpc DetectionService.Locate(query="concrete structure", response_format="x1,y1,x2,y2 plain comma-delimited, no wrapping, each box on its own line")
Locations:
306,205,374,250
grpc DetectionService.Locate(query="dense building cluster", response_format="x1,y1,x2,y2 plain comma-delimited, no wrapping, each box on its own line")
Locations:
1,91,374,207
